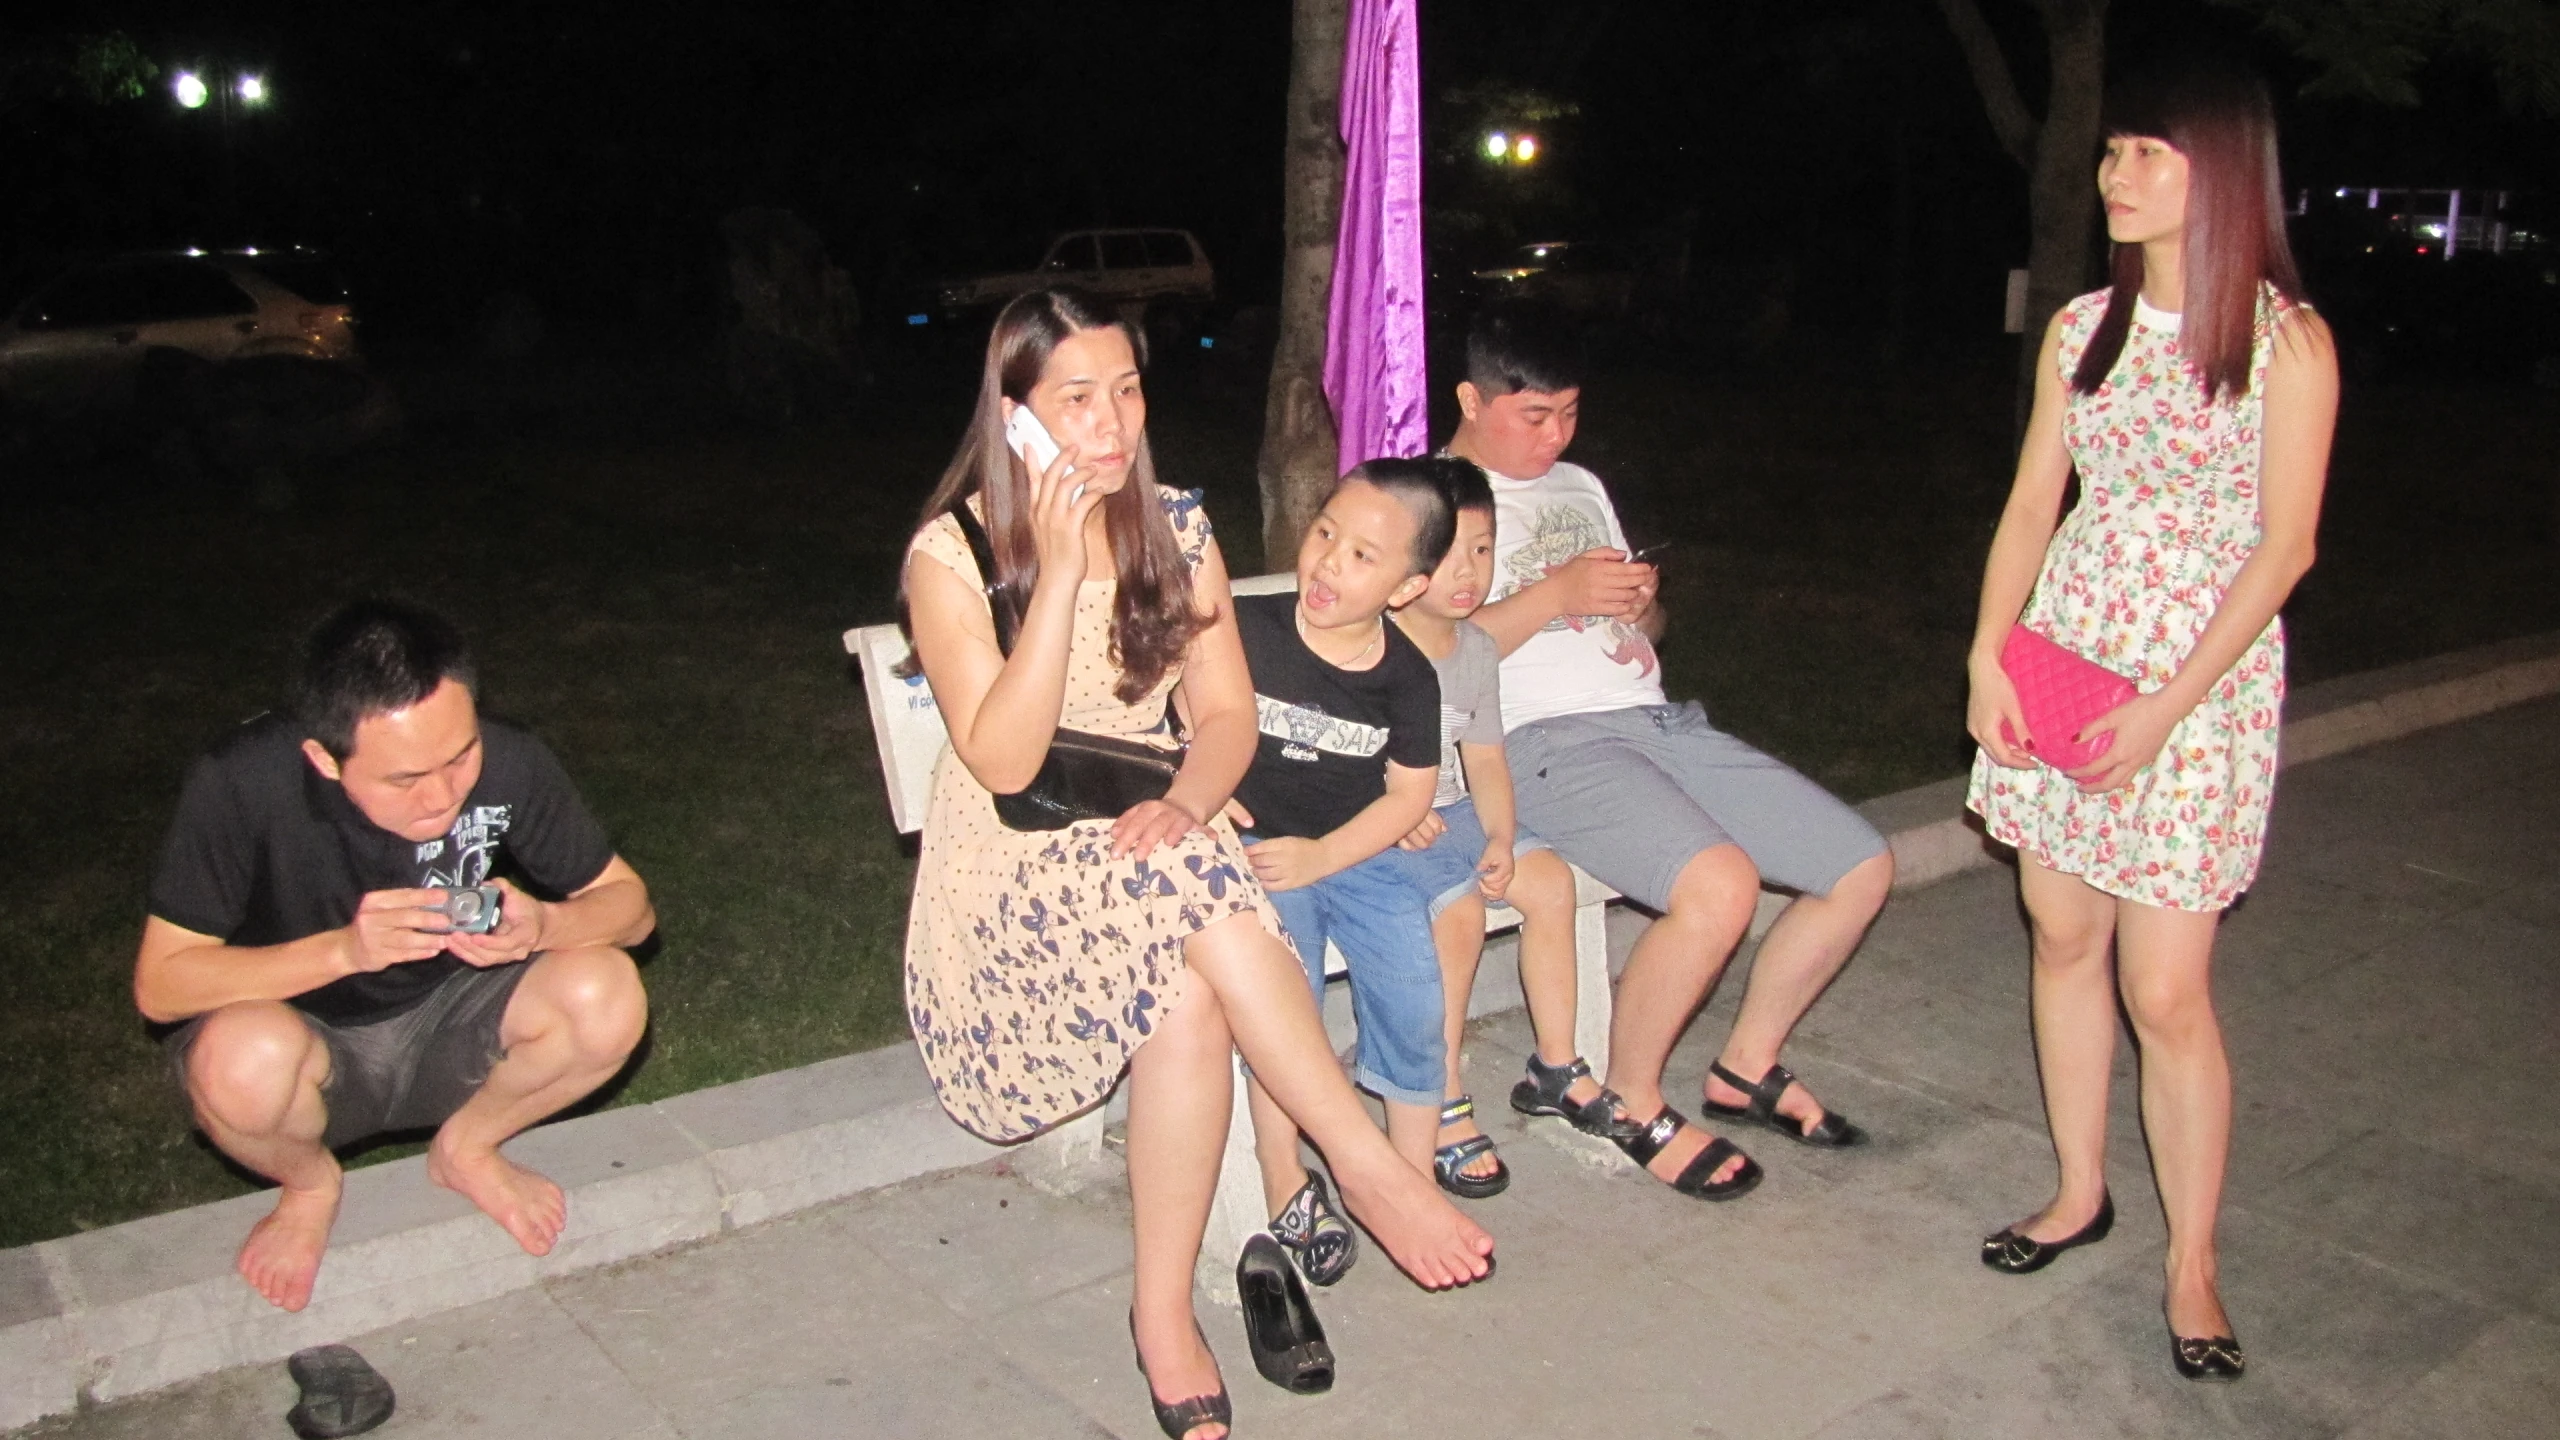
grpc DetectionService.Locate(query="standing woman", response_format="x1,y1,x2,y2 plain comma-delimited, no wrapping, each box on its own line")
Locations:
902,289,1491,1439
1965,60,2336,1381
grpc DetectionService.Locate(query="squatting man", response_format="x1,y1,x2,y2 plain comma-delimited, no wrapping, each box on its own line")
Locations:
134,600,653,1311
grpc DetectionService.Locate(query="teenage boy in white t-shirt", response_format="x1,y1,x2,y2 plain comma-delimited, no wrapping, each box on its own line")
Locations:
1449,301,1896,1201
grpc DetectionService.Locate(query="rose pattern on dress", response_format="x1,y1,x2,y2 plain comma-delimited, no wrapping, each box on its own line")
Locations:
1966,288,2294,913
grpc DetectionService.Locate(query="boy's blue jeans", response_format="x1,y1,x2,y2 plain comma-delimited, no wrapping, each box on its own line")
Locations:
1249,841,1447,1107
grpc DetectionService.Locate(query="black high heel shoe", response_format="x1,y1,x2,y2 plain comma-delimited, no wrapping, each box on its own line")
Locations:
1237,1232,1335,1394
1129,1311,1232,1439
2171,1332,2246,1382
1980,1192,2114,1274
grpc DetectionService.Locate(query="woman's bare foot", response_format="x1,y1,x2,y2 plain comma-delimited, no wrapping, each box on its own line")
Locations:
1331,1151,1493,1288
2165,1257,2232,1338
238,1179,342,1311
427,1140,568,1255
1132,1305,1228,1440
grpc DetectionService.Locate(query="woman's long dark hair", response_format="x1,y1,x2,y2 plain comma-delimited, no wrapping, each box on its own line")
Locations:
2071,58,2304,404
903,288,1206,704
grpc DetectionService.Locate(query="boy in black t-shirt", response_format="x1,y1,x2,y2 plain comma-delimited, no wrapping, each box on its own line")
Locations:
135,601,655,1314
1226,458,1469,1285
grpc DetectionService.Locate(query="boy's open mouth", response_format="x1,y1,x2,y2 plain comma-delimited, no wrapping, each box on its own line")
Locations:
1302,580,1339,612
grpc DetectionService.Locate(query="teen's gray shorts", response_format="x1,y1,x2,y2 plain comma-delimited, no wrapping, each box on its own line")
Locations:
165,961,530,1150
1506,701,1886,910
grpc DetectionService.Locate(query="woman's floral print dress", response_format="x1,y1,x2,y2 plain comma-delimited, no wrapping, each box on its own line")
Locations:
1968,287,2298,913
904,487,1284,1140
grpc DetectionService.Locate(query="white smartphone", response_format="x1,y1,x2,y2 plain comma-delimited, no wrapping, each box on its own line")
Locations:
1004,404,1064,475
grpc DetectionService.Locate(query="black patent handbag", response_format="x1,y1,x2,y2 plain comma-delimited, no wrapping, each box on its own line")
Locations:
946,501,1184,831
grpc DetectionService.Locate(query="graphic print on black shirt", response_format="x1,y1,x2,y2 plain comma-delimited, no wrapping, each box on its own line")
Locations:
1229,592,1441,841
148,712,617,1026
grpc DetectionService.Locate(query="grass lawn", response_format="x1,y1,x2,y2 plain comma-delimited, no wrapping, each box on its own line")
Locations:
2,340,2554,1247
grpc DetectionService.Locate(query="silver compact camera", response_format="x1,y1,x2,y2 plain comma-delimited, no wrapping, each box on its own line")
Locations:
431,884,504,935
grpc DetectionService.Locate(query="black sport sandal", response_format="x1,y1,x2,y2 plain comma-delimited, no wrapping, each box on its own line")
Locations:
1510,1054,1639,1139
1610,1103,1762,1201
1703,1060,1866,1147
1433,1095,1511,1199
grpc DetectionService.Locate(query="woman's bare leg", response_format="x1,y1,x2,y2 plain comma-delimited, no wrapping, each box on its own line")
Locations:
1182,912,1492,1287
2013,858,2121,1238
1125,973,1235,1439
2115,898,2234,1340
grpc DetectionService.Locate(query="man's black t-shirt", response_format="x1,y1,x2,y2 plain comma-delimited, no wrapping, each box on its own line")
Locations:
1231,591,1441,841
148,713,618,1026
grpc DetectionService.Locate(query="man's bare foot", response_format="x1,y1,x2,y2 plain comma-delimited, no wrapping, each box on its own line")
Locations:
1332,1152,1492,1288
239,1180,341,1311
427,1140,567,1255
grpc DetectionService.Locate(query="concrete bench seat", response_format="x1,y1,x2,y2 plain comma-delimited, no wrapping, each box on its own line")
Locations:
846,570,1620,1292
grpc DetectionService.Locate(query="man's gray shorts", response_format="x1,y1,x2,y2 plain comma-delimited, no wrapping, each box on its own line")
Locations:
165,962,530,1150
1506,701,1886,911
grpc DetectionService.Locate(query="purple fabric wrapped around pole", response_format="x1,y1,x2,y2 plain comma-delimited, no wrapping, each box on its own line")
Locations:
1324,0,1426,477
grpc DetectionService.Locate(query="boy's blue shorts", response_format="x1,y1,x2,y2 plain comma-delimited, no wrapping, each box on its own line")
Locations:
1371,795,1556,919
1246,839,1447,1107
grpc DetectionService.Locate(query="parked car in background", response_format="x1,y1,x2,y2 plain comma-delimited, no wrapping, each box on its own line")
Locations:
933,229,1215,339
1470,240,1637,325
0,249,360,429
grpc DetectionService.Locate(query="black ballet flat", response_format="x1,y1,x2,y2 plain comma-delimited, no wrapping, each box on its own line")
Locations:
1980,1192,2114,1274
1129,1311,1233,1439
1237,1232,1335,1394
2172,1333,2246,1382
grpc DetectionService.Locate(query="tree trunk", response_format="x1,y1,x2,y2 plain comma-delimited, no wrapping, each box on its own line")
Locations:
2016,3,2106,424
1934,0,2108,427
1257,0,1348,572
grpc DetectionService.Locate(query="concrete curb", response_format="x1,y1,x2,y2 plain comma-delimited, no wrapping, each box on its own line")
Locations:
6,628,2556,1430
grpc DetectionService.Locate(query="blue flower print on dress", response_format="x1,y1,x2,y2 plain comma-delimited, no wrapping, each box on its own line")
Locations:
1121,988,1158,1037
1182,853,1240,900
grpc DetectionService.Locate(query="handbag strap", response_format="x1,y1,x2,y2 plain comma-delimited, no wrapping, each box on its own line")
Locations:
945,500,1022,656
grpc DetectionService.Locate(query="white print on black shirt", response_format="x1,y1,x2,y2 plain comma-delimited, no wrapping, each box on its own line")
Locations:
420,804,513,887
1255,695,1388,764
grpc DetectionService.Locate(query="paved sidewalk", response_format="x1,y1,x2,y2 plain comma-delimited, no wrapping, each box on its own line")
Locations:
22,698,2560,1439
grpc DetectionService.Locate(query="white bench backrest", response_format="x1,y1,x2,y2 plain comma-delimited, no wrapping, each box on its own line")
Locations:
846,572,1298,835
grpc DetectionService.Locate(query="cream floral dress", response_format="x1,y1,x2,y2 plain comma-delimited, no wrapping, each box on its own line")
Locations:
1968,287,2298,912
903,487,1284,1141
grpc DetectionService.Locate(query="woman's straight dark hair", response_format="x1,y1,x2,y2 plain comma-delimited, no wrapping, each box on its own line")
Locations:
904,288,1206,704
2071,57,2304,404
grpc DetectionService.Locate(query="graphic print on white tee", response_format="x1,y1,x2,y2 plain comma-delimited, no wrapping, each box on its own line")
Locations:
1500,504,1657,677
421,804,514,887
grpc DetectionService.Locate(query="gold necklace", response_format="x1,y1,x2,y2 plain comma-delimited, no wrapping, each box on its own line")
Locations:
1297,607,1383,667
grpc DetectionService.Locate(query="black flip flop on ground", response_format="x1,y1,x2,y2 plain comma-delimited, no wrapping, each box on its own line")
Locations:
286,1344,396,1439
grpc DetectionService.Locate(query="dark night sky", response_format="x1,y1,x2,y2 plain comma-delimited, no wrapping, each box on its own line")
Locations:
11,2,2555,341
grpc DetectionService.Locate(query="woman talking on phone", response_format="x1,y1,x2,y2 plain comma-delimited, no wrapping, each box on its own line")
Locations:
900,289,1491,1438
1963,59,2337,1381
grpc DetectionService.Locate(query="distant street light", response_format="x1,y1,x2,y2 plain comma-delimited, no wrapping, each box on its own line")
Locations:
1482,130,1538,166
169,64,273,233
237,74,268,106
1484,131,1509,160
173,71,208,109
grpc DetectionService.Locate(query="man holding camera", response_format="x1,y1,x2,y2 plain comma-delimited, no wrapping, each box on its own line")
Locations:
134,600,653,1313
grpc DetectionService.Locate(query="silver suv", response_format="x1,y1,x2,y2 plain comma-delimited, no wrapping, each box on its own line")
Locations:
0,249,360,430
936,229,1214,316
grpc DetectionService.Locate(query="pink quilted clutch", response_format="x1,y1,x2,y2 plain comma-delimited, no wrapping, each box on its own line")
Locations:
1998,624,2138,772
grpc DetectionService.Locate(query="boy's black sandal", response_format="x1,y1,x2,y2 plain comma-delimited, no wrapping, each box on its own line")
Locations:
285,1345,396,1439
1612,1103,1762,1201
1129,1312,1234,1439
1703,1060,1865,1147
1509,1054,1640,1139
1432,1095,1511,1199
1980,1191,2114,1274
1268,1171,1357,1286
1236,1232,1336,1394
